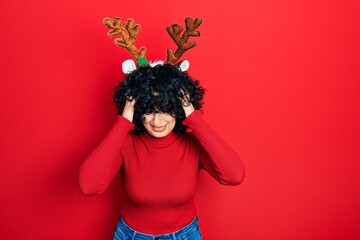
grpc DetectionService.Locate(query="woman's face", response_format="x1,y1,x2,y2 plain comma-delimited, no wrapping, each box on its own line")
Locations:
142,112,176,138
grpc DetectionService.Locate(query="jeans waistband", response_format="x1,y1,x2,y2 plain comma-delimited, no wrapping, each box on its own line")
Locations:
115,216,200,240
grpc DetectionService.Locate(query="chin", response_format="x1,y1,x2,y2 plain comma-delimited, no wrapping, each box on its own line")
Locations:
150,130,171,138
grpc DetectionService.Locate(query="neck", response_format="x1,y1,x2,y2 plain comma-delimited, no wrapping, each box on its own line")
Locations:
142,130,179,147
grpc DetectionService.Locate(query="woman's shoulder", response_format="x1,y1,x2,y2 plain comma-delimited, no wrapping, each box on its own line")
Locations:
119,130,137,151
183,131,202,148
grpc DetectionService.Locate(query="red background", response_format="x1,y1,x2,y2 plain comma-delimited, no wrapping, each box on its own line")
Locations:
1,0,359,239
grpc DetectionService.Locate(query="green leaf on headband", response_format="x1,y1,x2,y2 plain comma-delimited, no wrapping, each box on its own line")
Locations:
137,57,150,67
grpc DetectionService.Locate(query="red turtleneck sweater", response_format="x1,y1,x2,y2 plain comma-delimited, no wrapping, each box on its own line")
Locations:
79,110,245,235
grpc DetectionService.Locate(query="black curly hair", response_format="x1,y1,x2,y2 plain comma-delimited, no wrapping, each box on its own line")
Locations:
114,64,205,135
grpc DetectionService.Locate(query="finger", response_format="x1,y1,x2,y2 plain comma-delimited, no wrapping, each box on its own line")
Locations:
126,95,136,102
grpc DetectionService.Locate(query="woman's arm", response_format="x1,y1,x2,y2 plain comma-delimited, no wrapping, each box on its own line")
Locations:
78,99,135,196
183,107,245,185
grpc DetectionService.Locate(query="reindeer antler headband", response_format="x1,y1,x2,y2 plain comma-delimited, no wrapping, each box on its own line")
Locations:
103,17,202,74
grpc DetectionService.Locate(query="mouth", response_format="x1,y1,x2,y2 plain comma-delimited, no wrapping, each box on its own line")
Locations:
151,124,167,132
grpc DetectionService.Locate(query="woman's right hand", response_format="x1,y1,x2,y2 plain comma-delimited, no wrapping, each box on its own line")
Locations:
121,97,136,122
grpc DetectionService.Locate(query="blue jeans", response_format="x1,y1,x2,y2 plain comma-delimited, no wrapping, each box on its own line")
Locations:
113,216,202,240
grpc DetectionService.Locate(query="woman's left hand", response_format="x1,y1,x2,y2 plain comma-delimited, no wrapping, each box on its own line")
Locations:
181,90,195,117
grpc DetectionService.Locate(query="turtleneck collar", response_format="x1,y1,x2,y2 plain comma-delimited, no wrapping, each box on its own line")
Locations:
141,130,180,148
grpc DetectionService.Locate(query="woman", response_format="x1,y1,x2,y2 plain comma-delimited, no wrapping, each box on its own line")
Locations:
79,64,245,240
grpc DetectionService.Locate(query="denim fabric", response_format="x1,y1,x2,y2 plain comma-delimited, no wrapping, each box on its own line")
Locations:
113,216,202,240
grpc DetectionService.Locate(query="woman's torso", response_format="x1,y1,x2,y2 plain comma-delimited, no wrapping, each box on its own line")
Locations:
118,130,203,234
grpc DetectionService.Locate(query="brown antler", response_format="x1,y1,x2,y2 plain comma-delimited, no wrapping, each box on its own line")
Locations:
103,17,146,60
165,17,202,65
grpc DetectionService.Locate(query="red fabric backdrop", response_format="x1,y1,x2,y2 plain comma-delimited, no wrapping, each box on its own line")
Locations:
1,0,359,239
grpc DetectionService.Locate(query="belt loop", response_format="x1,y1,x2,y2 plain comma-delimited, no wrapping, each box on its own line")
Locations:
132,231,136,240
172,232,177,240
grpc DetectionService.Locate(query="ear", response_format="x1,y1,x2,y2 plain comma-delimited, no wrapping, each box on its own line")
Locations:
122,59,137,74
179,60,190,72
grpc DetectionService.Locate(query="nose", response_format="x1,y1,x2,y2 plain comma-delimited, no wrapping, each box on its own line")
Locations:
152,113,162,126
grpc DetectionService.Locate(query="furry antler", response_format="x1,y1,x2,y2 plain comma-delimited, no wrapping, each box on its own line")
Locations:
103,17,147,60
165,17,202,65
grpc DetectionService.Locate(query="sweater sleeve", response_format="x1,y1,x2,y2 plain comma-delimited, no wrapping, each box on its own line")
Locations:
183,110,245,185
78,116,134,196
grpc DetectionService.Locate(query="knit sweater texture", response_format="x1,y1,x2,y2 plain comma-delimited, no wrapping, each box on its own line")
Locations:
79,110,245,235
